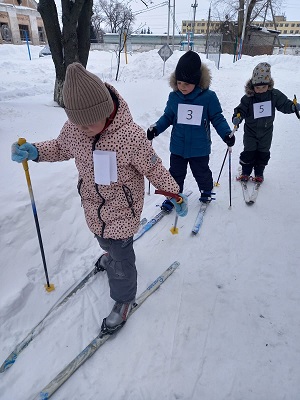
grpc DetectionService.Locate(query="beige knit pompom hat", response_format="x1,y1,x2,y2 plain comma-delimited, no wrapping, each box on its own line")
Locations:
63,62,114,126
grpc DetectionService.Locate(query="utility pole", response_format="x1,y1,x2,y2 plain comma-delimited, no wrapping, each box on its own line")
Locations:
205,3,211,55
191,0,198,35
167,0,170,45
172,0,175,51
238,0,250,59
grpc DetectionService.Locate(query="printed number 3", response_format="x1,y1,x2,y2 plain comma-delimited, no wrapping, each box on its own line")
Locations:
186,109,193,120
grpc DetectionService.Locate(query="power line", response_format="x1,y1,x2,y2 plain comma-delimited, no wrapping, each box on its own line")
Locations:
132,1,168,16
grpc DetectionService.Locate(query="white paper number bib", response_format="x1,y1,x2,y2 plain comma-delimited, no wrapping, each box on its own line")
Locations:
177,104,203,125
253,101,272,119
93,150,118,185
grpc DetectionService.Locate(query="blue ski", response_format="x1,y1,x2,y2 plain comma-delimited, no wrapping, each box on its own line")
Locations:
134,190,192,241
192,202,209,235
134,210,166,241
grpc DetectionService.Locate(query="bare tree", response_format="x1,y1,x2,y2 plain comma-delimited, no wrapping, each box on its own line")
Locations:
91,2,106,41
38,0,93,106
96,0,135,33
92,0,136,80
211,0,283,36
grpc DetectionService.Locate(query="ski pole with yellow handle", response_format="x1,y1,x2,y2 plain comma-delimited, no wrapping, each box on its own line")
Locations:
17,138,54,292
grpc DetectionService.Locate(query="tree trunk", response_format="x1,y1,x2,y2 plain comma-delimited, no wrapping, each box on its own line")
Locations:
54,77,64,106
38,0,65,106
77,0,93,67
247,0,257,26
62,0,83,67
238,0,245,37
38,0,92,107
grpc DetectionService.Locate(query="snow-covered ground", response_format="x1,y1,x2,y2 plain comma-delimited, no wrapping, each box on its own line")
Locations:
1,44,300,400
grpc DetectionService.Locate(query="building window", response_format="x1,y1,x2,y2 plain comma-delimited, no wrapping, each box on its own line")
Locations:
279,23,283,27
19,24,30,41
291,23,295,27
38,26,45,43
285,23,288,27
295,30,299,33
0,23,12,42
290,30,294,33
283,30,287,33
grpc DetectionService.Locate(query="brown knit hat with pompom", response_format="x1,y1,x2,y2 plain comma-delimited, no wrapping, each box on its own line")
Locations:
63,62,114,126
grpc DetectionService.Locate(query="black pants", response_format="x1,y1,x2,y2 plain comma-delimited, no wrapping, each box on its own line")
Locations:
169,153,213,193
95,236,137,303
240,150,270,176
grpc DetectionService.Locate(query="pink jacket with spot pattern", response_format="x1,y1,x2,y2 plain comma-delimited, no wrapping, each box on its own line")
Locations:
34,84,179,240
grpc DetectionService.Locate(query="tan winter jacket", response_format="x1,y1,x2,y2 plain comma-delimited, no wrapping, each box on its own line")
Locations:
34,84,179,240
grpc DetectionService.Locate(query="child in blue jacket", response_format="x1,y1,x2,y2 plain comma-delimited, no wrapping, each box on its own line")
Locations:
147,50,233,210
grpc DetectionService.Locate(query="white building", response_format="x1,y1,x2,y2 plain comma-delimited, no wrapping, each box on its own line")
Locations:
0,0,46,45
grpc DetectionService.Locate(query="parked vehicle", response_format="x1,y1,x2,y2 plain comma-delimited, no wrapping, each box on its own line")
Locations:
39,45,51,58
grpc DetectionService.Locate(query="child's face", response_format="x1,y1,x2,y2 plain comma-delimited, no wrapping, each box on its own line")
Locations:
254,85,269,94
77,119,107,136
177,81,196,95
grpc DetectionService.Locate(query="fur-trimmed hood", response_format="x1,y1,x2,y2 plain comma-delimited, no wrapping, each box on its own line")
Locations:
244,78,275,97
169,62,212,91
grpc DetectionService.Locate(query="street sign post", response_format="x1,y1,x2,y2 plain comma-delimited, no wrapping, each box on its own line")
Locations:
158,44,173,75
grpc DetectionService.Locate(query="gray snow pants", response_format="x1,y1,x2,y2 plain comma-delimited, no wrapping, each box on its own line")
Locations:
95,235,137,303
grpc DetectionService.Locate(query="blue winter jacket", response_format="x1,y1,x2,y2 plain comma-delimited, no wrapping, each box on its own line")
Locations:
155,63,231,158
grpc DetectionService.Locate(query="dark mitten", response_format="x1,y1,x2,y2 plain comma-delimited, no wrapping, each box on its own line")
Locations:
223,134,235,147
147,125,158,141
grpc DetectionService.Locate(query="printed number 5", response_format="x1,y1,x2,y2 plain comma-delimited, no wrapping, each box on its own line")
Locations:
259,105,264,113
186,109,193,120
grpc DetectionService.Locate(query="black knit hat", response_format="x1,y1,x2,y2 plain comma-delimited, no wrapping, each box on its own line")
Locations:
175,50,201,85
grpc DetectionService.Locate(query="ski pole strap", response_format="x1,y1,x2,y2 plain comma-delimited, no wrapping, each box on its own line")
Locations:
293,95,300,119
154,189,182,203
